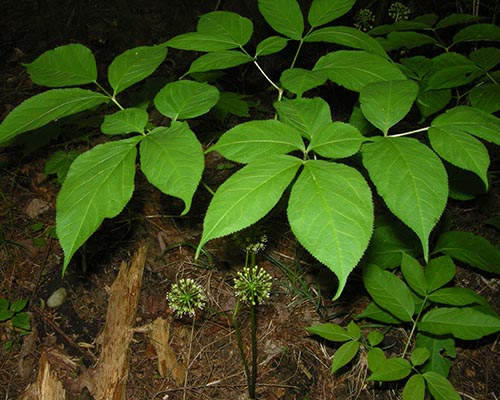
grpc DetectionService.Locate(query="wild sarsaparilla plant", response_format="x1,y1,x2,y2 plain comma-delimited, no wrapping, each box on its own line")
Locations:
0,1,499,300
1,0,500,397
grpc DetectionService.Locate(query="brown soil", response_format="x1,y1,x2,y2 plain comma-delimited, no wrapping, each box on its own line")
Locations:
1,1,499,399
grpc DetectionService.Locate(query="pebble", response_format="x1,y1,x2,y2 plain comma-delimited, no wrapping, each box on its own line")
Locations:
46,287,67,308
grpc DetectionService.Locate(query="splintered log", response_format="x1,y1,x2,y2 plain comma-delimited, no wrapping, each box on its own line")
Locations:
90,245,147,400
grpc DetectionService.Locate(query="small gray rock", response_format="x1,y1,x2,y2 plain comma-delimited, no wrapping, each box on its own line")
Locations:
46,287,68,308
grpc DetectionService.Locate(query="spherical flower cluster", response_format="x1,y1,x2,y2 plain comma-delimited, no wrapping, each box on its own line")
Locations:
244,233,267,253
389,2,411,22
233,226,268,254
166,278,206,318
234,265,273,306
354,8,375,32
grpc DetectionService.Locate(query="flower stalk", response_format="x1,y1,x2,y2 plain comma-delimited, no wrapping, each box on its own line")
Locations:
232,229,272,399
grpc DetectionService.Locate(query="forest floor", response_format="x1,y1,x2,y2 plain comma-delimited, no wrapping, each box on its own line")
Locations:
1,1,500,399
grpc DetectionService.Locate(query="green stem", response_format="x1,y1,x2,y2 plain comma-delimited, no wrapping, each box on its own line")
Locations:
201,180,216,196
402,295,429,357
250,251,256,269
94,81,125,110
387,126,429,138
290,38,304,69
292,28,314,69
253,60,283,96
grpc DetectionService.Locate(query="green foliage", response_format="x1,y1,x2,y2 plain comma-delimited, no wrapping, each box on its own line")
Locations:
24,43,97,87
362,137,448,261
0,297,31,348
0,89,109,145
0,0,498,316
307,231,500,399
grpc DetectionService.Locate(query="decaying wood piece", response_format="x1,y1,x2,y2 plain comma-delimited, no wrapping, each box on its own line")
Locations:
19,351,66,400
89,245,148,400
149,316,186,384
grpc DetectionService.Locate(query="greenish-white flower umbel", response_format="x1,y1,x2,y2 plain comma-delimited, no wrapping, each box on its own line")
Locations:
354,8,375,32
234,265,273,306
389,2,411,22
166,278,206,317
233,225,268,254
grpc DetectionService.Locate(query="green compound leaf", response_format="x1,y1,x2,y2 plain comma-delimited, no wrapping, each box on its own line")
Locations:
101,108,149,135
275,97,332,140
431,106,500,145
428,127,489,188
306,323,352,342
140,123,204,215
24,43,97,87
280,68,327,97
0,89,109,146
403,374,426,400
56,136,142,273
288,160,373,300
308,0,356,28
154,80,219,120
304,26,387,58
331,340,360,373
423,371,461,400
360,80,418,135
197,155,302,255
434,231,500,274
314,50,405,92
367,358,412,382
363,264,415,322
308,122,365,159
255,36,289,57
419,307,500,340
362,137,448,261
258,0,304,40
424,255,456,293
108,45,167,96
209,120,305,164
453,23,500,44
197,11,253,47
188,51,253,74
401,253,427,297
